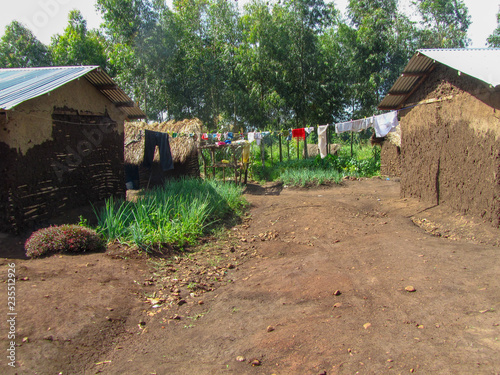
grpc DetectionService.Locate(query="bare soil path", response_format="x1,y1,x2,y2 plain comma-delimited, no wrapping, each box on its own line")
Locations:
1,178,499,374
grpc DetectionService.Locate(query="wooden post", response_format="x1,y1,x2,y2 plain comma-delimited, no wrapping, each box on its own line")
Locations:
350,131,354,157
270,134,273,166
326,126,330,156
304,133,308,159
211,148,216,178
233,148,238,184
200,148,207,179
279,133,283,162
261,141,265,171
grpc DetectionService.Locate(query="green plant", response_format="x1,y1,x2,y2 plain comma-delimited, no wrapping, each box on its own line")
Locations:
25,224,106,258
94,177,248,251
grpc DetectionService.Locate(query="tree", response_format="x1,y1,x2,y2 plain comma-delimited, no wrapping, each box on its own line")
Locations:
0,21,51,68
338,0,417,118
50,10,108,68
269,0,334,127
487,8,500,47
97,0,176,120
414,0,471,48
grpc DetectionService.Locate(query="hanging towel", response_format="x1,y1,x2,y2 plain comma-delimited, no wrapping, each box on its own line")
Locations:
373,111,398,137
143,130,174,171
287,129,292,141
305,127,314,134
248,132,255,143
202,133,208,140
335,121,352,134
292,128,306,140
335,118,371,134
254,132,262,145
318,125,329,159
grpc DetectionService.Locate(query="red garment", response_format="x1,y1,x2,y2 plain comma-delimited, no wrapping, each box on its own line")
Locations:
292,128,306,140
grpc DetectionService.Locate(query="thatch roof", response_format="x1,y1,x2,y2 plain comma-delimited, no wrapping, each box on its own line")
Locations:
125,119,203,165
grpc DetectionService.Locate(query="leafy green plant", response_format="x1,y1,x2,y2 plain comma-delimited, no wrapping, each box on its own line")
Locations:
94,178,248,251
25,224,106,258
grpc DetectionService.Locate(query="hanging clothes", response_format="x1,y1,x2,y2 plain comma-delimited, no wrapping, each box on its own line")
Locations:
254,132,262,145
143,130,174,171
248,132,255,143
373,111,398,137
292,128,306,140
335,118,371,134
287,129,292,141
317,125,329,159
305,127,314,135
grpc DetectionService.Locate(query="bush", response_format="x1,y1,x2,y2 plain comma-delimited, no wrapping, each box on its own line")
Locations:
25,224,106,258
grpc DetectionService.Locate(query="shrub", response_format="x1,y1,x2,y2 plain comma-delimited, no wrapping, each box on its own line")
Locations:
25,224,106,258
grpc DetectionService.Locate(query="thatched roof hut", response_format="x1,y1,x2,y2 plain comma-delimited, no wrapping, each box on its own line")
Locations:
124,119,202,188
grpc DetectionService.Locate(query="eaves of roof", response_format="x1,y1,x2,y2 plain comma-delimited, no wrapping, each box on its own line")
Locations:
0,66,146,119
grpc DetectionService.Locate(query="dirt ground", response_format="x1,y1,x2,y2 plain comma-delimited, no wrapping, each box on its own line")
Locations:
1,178,499,375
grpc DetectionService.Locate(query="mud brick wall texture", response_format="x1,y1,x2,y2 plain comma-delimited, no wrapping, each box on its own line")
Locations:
400,64,500,227
0,115,124,233
0,77,127,233
380,142,401,178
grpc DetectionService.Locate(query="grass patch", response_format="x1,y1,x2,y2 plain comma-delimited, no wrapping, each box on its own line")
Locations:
250,144,380,186
94,178,247,252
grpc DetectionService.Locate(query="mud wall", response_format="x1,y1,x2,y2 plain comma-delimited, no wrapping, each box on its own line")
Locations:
380,142,401,177
400,65,500,227
0,78,126,232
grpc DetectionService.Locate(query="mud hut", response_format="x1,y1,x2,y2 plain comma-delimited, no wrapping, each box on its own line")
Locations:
124,119,202,188
379,48,500,227
0,66,145,232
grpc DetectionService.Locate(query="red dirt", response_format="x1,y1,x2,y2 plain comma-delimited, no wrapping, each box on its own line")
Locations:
1,178,499,374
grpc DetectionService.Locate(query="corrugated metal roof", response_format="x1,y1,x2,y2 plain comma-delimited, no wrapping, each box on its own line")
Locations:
0,66,146,119
378,48,500,110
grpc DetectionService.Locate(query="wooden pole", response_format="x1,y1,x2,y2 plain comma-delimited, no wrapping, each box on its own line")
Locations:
304,133,308,159
326,126,330,156
279,133,283,163
270,134,273,166
261,141,265,173
211,148,216,178
350,131,354,157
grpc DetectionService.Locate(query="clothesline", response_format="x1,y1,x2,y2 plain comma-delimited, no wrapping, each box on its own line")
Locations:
139,109,399,145
334,110,399,138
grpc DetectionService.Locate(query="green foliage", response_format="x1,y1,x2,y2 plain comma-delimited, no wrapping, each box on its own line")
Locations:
0,21,52,68
0,0,474,124
94,178,247,251
24,225,106,258
250,143,380,186
414,0,471,48
50,10,108,68
488,10,500,47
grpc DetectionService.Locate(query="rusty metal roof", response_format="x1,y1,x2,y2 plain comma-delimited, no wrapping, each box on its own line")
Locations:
378,48,500,110
0,66,146,119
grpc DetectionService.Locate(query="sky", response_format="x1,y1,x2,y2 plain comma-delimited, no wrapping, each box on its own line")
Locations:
1,0,498,47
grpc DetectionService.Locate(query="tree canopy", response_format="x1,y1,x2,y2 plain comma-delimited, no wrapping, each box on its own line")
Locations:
0,0,483,129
